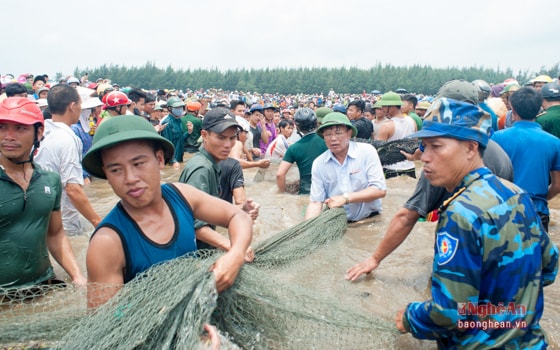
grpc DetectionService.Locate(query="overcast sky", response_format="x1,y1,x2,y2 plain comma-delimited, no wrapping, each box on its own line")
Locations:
4,0,559,79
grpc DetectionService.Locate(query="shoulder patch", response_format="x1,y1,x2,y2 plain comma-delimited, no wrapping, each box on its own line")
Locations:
437,232,459,265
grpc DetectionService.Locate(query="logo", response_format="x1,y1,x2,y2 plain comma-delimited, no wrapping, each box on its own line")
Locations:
437,232,458,265
44,186,51,194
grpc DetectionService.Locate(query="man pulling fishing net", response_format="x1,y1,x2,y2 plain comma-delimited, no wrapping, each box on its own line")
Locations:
81,114,254,347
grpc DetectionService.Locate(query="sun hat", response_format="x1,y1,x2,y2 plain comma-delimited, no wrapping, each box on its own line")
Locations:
82,115,174,179
409,98,490,148
316,112,357,138
314,107,333,123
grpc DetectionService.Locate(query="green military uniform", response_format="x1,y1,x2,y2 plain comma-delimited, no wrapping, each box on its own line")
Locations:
181,113,203,153
536,105,560,138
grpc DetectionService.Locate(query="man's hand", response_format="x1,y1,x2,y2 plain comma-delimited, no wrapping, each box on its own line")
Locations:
202,323,220,350
242,199,259,221
72,274,88,286
257,159,271,169
395,308,407,333
211,250,245,292
345,256,379,281
251,148,261,157
244,246,254,263
154,123,167,133
172,162,180,170
324,195,346,209
186,121,193,134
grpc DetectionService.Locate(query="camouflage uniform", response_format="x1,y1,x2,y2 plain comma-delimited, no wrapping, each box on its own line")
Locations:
403,167,558,349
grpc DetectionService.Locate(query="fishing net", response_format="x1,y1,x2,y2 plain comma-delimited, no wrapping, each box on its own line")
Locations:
1,208,398,349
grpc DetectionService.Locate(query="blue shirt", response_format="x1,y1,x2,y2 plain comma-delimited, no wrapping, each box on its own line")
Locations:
309,141,386,221
491,120,560,215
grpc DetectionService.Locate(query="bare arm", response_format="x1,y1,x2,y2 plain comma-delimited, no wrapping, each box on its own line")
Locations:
304,201,324,220
345,207,419,281
547,170,560,200
65,183,101,227
46,210,86,285
86,227,126,308
230,140,270,169
232,187,247,206
324,186,386,210
276,161,292,192
375,121,394,141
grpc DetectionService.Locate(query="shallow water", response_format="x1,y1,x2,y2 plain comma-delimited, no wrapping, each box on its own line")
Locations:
62,161,560,349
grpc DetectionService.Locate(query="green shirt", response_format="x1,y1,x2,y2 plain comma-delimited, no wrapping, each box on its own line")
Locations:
408,112,423,131
0,164,61,288
178,147,220,230
536,105,560,139
282,132,327,194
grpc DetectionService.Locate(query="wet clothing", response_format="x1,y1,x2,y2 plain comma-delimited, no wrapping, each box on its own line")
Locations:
181,113,202,153
491,121,560,217
282,132,327,195
264,134,290,160
310,141,386,221
0,165,61,288
71,122,93,179
404,139,513,217
383,116,416,176
351,117,373,139
536,105,560,138
35,119,85,235
403,167,558,349
92,184,197,283
219,157,244,203
161,115,188,164
179,147,220,233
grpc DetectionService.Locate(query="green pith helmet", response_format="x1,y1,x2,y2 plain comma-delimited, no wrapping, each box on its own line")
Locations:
378,91,404,107
166,96,185,108
314,107,333,123
316,112,357,138
82,115,175,179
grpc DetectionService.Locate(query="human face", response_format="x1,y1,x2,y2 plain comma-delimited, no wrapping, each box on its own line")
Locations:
400,101,413,114
363,111,374,121
232,104,245,117
264,108,274,121
420,137,471,192
33,80,45,91
415,108,427,118
102,140,164,209
202,127,238,162
70,97,83,124
250,111,262,126
135,98,146,113
321,125,352,159
0,122,42,163
346,105,362,121
144,101,156,114
38,91,48,99
375,108,386,119
280,124,294,138
273,112,281,126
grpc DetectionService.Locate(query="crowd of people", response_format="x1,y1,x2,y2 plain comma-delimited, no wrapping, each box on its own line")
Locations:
1,71,560,348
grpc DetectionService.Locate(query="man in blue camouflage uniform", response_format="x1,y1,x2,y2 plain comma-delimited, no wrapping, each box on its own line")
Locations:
396,100,559,349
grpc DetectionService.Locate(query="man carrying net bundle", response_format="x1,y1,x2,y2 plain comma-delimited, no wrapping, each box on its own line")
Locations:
81,115,253,346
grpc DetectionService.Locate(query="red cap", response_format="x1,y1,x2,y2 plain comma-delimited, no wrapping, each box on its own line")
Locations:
0,97,44,126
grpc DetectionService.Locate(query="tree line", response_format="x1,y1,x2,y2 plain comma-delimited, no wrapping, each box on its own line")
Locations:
72,61,560,96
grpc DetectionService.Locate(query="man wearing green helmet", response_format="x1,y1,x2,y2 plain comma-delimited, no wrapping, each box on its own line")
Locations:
304,112,386,221
82,115,253,309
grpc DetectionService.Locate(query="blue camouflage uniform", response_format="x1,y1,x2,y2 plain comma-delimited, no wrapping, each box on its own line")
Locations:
403,167,558,349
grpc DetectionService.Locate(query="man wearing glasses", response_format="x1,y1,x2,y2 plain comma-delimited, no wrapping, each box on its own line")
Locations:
305,112,386,222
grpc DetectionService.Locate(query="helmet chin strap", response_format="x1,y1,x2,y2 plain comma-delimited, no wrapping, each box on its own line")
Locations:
7,125,41,165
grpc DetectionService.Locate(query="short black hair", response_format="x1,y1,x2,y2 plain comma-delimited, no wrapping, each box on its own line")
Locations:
347,100,365,112
47,84,80,115
402,94,418,108
5,83,28,97
145,93,157,103
230,99,246,110
127,88,147,103
33,75,46,85
510,87,543,120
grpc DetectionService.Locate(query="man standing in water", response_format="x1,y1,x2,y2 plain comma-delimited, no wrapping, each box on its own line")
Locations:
394,108,558,348
82,115,253,310
0,97,86,289
305,112,386,221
